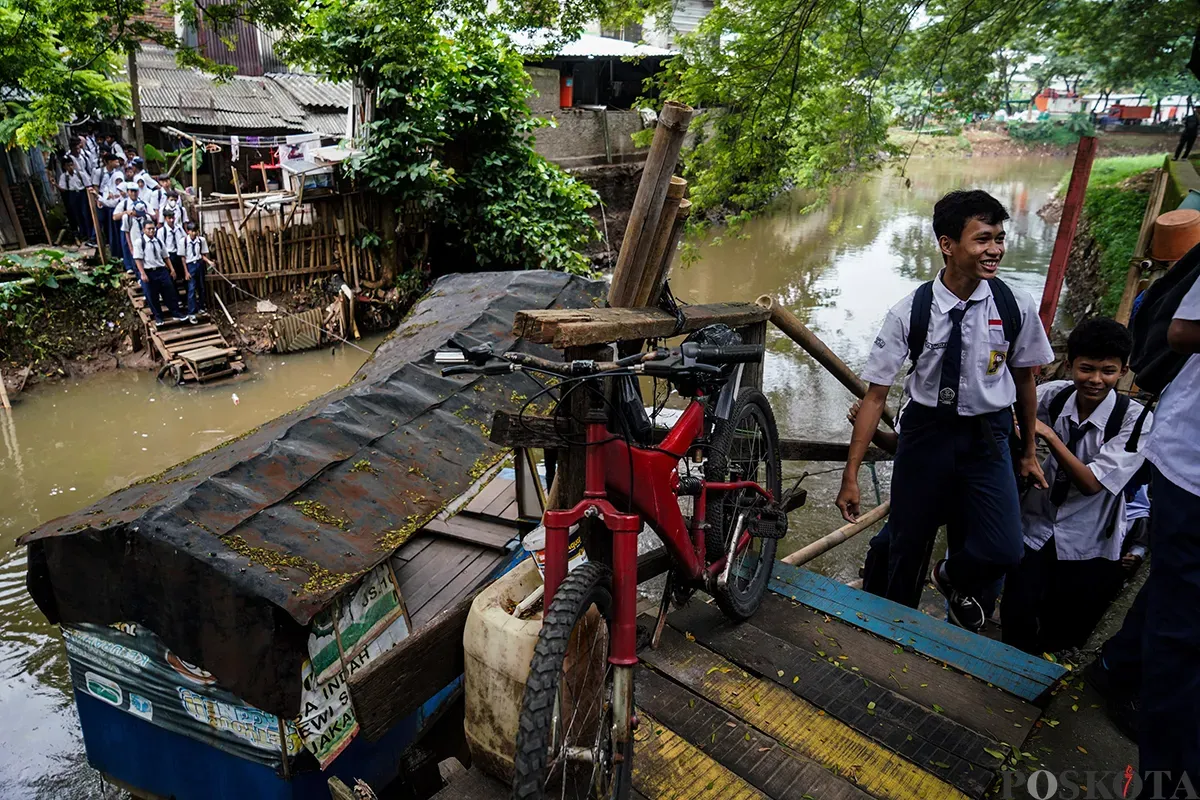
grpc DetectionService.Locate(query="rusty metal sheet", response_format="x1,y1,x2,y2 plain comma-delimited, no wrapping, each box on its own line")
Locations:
21,271,604,716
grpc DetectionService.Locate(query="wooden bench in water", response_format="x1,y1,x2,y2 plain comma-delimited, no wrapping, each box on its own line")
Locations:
434,560,1067,800
122,273,245,383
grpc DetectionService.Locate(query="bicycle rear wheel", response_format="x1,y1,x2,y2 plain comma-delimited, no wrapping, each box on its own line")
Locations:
512,562,633,800
705,387,782,620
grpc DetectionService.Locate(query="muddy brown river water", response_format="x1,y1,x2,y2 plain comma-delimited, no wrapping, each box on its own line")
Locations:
0,156,1069,797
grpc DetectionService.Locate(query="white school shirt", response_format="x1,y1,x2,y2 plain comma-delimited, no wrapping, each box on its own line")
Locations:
861,271,1054,414
1021,381,1151,561
157,223,185,255
140,186,162,219
99,170,123,207
111,142,126,161
159,198,188,224
116,197,141,233
69,153,95,185
1141,276,1200,497
131,232,168,269
58,170,85,192
184,235,209,263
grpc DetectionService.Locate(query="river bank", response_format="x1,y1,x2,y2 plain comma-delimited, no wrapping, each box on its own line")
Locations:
893,125,1180,160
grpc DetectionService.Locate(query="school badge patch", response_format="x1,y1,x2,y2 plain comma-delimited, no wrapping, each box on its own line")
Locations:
987,350,1007,375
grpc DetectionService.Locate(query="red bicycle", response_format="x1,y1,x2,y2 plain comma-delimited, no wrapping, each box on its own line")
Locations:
441,327,785,800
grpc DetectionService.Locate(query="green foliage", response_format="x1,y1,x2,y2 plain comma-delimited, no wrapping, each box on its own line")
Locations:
1084,186,1150,316
283,9,598,273
0,264,125,361
1006,113,1095,147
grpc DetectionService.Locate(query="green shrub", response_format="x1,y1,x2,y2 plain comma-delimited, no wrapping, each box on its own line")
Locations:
1007,113,1096,148
1084,186,1150,315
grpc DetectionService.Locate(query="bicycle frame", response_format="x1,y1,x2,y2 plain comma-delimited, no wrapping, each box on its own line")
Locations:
541,396,775,670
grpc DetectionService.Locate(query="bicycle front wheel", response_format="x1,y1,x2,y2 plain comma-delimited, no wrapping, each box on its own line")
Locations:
705,387,782,620
512,562,633,800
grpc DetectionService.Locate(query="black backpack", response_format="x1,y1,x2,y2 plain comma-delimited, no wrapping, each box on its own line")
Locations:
1125,240,1200,451
907,276,1022,370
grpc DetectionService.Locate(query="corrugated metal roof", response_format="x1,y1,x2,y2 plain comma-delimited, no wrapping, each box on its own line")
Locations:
136,45,336,133
267,73,351,111
509,31,675,58
303,111,350,137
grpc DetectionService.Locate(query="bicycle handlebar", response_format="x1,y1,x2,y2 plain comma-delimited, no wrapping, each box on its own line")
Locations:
681,343,764,365
438,343,765,379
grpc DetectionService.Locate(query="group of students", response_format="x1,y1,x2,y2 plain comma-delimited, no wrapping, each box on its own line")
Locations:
55,131,215,327
837,189,1200,791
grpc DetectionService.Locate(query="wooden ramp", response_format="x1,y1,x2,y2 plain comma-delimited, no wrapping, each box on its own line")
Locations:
122,273,244,383
436,560,1067,800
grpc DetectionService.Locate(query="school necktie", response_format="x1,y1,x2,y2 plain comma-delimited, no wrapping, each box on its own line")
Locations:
1049,420,1086,506
937,300,977,413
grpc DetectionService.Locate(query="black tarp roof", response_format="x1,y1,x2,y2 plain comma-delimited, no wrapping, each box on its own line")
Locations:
22,271,603,716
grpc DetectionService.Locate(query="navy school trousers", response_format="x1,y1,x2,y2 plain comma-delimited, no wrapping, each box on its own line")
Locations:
1139,465,1200,792
883,402,1024,607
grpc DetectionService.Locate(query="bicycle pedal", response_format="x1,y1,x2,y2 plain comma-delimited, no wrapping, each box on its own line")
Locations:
749,509,788,540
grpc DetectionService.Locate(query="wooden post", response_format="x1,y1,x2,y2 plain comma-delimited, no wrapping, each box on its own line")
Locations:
86,188,106,262
191,139,199,194
1038,135,1097,333
756,294,896,430
1116,169,1168,325
0,155,28,249
780,501,890,566
127,50,146,156
608,102,693,308
27,183,52,244
0,369,11,412
632,176,687,308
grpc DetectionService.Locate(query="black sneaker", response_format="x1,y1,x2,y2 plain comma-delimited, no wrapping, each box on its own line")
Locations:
1084,659,1140,741
930,560,985,632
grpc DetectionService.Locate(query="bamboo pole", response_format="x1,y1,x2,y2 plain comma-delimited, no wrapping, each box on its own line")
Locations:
0,368,11,412
756,295,897,430
780,501,890,567
632,176,687,307
191,139,199,194
0,159,29,249
634,182,688,307
608,102,694,308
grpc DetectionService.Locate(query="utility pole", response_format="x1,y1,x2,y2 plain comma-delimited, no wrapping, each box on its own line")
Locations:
127,49,146,156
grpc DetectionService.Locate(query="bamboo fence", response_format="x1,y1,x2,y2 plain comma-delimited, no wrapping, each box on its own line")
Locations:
202,191,394,306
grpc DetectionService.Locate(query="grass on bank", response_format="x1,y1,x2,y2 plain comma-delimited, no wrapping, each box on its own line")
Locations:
1065,155,1163,315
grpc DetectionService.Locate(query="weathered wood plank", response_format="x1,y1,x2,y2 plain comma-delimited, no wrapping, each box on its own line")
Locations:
463,476,511,516
636,666,873,800
491,411,890,462
513,303,770,348
423,517,518,551
667,604,1002,796
632,711,767,800
640,627,968,800
768,561,1065,703
756,593,1041,743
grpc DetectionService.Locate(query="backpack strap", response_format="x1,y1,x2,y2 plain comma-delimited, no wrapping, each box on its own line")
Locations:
1047,384,1075,427
987,277,1022,350
906,281,934,373
1105,393,1130,443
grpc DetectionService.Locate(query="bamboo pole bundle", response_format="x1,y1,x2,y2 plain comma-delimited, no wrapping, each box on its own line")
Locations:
608,101,694,308
633,177,687,307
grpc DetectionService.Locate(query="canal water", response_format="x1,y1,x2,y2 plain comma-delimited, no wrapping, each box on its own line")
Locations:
0,155,1069,797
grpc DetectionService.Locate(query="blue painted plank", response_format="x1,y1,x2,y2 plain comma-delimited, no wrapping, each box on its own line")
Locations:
768,561,1065,703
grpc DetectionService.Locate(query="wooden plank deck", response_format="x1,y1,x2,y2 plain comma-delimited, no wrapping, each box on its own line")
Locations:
432,559,1067,800
121,273,244,383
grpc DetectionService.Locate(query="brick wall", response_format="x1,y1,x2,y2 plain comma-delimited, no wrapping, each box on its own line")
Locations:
137,0,175,37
